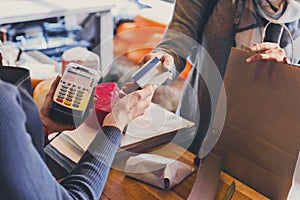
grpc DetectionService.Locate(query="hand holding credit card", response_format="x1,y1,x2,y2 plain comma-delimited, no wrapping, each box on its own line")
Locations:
121,57,173,95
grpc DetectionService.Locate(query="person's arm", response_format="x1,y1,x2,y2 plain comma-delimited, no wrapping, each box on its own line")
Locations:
141,0,213,72
0,79,155,200
0,81,119,200
60,83,156,199
59,126,122,199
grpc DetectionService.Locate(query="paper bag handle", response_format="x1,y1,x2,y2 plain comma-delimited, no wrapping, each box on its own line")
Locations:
261,20,295,63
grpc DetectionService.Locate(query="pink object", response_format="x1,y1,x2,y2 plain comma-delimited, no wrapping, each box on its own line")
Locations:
85,82,120,129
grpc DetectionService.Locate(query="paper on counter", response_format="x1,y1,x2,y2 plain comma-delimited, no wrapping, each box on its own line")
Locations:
46,103,195,168
122,103,194,146
124,153,194,189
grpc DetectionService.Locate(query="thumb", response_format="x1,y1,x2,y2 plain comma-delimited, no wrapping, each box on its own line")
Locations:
138,53,156,67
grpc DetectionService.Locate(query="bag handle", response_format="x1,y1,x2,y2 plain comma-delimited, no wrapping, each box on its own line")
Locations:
261,20,295,63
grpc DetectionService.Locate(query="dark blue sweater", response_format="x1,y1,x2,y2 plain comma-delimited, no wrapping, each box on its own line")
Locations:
0,80,122,199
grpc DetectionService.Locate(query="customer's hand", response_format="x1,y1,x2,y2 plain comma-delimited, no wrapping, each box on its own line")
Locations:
103,84,157,131
246,42,290,64
139,51,175,71
40,76,75,136
119,82,138,97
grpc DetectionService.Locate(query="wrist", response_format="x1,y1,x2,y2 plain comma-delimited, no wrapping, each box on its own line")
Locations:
103,113,125,132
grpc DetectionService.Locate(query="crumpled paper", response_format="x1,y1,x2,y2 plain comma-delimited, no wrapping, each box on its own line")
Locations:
124,153,195,190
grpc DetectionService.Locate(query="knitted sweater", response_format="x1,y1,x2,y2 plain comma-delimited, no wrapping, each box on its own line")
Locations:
0,79,122,200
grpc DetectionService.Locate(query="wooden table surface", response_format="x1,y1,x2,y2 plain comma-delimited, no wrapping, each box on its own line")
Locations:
100,143,269,200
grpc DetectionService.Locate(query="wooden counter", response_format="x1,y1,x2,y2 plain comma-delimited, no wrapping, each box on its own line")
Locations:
100,143,269,200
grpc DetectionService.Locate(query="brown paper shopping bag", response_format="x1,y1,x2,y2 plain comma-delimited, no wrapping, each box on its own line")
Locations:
213,47,300,199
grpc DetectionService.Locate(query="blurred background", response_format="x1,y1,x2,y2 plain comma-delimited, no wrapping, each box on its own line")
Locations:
0,0,188,112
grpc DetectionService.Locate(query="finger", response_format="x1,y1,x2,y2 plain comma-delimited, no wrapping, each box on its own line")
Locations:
125,81,136,87
121,86,128,93
160,54,174,71
128,92,142,108
41,76,61,114
262,53,287,62
46,75,61,98
246,53,284,63
262,48,286,56
129,95,153,118
121,82,139,95
119,89,126,98
128,86,154,111
129,95,151,110
130,101,151,118
144,83,158,94
250,42,281,52
246,54,264,63
142,91,155,105
135,84,156,100
283,56,290,64
138,53,156,66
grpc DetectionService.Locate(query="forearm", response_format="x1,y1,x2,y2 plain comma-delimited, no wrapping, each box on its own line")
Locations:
155,0,212,72
60,126,122,199
0,81,122,200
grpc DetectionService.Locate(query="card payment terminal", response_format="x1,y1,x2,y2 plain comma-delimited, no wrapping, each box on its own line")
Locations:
49,62,100,125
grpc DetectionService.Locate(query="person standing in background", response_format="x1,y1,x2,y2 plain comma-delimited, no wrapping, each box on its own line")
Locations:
140,0,300,154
